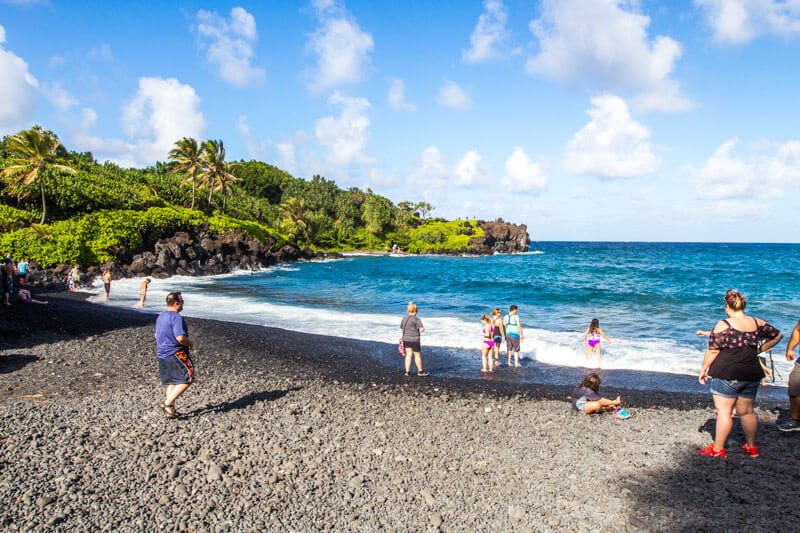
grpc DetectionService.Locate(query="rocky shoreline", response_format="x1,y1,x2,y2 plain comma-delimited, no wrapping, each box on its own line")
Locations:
1,291,798,531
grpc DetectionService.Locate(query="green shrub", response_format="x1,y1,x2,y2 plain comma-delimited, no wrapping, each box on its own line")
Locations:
0,205,38,233
405,220,484,253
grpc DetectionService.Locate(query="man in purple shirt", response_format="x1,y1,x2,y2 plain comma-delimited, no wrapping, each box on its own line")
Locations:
154,292,194,418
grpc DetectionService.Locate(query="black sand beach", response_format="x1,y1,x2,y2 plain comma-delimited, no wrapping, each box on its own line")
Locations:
1,291,798,531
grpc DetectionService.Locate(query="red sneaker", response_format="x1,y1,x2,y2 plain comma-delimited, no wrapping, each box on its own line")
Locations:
742,443,759,457
698,443,727,457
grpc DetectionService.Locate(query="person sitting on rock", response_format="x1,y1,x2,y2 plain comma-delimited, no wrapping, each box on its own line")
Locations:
18,288,48,305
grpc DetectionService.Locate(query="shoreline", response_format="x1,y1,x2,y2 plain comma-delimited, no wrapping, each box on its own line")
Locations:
2,290,798,530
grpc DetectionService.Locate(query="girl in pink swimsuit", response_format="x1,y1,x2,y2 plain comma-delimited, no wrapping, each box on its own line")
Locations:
583,318,612,368
481,315,495,372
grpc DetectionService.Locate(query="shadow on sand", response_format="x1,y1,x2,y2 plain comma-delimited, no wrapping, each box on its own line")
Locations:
0,354,40,374
187,387,301,417
623,414,797,530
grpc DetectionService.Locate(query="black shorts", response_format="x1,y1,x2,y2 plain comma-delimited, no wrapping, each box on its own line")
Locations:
158,350,195,385
403,340,421,353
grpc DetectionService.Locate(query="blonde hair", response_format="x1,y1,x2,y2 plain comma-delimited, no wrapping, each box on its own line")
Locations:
407,301,417,314
724,289,746,311
492,308,501,316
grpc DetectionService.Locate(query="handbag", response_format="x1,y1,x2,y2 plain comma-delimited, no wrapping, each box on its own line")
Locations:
398,339,405,355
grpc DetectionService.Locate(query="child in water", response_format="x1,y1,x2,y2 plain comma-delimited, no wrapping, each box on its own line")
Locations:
480,315,494,372
583,318,611,368
572,373,629,418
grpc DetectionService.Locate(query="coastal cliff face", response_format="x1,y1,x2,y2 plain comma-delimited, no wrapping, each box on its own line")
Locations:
27,219,530,287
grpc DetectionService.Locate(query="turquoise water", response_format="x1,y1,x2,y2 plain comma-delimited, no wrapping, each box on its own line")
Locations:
91,242,800,397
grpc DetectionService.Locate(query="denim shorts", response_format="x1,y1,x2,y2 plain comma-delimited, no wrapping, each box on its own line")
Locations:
710,378,760,400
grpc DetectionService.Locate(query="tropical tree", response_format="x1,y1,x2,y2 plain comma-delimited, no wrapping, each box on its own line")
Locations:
200,140,237,212
1,126,75,224
279,196,311,243
168,137,204,210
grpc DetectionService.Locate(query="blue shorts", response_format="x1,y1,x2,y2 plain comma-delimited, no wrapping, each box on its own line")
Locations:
710,378,760,400
158,350,195,386
575,396,587,412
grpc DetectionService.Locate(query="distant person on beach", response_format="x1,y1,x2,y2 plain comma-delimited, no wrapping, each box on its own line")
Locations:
17,288,48,305
571,373,627,417
1,258,14,306
102,269,112,300
491,308,505,368
401,301,428,377
480,314,494,372
17,257,28,286
504,305,524,367
67,265,80,291
583,318,611,368
698,289,782,457
779,318,800,432
155,292,195,418
139,278,151,307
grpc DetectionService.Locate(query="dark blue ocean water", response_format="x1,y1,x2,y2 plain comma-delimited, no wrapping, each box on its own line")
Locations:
93,242,800,397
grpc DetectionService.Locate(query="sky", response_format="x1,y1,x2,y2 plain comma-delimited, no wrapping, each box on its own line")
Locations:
1,0,799,243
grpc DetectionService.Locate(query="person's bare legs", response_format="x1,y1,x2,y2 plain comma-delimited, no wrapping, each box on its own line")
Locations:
481,345,491,372
404,347,413,375
584,396,621,413
735,397,758,447
493,344,500,368
790,395,800,420
164,383,189,409
413,350,424,374
711,395,737,452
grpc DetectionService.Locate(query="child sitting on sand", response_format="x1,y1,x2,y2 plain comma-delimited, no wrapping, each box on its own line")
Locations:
571,373,629,418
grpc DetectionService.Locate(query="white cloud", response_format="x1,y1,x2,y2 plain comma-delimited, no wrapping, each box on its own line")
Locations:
236,115,269,160
74,77,205,167
308,3,374,92
691,138,800,200
314,92,375,169
527,0,691,113
437,81,472,110
41,81,78,111
562,94,660,179
454,150,488,186
275,141,298,175
196,7,266,87
387,78,416,112
88,42,113,61
408,146,450,188
502,146,547,192
0,24,38,135
695,0,800,45
463,0,510,63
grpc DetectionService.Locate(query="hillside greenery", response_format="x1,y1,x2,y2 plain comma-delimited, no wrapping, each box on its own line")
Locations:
0,126,482,268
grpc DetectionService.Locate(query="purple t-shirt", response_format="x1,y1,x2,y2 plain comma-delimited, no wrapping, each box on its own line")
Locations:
571,386,601,410
155,311,189,360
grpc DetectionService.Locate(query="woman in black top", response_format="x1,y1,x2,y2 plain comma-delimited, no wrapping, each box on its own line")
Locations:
698,289,782,458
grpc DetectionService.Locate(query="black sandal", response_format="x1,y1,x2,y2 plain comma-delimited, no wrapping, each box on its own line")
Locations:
162,403,180,419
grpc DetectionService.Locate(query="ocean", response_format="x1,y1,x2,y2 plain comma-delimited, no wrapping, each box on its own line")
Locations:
88,242,800,401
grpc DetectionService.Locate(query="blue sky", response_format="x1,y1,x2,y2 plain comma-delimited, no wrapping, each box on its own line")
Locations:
1,0,799,242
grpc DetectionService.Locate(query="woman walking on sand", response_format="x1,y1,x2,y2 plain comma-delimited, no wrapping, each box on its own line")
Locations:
583,318,611,368
480,315,495,372
698,289,782,458
401,302,428,377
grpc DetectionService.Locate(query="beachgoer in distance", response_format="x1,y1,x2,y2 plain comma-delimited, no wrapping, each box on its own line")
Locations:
698,289,782,457
401,301,428,377
67,265,80,292
504,305,524,367
571,373,627,417
155,292,195,418
17,288,48,305
491,308,505,368
583,318,611,368
779,318,800,432
1,258,14,306
102,269,112,300
480,314,495,372
139,278,152,307
17,257,28,286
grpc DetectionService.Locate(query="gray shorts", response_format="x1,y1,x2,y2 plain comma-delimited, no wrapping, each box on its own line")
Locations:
506,336,520,352
789,364,800,397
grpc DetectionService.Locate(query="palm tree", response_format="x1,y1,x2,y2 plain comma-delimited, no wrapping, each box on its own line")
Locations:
168,137,204,210
200,140,237,213
280,197,311,243
1,126,75,224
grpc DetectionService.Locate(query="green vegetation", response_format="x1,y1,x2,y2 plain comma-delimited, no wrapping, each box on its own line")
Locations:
0,126,481,268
